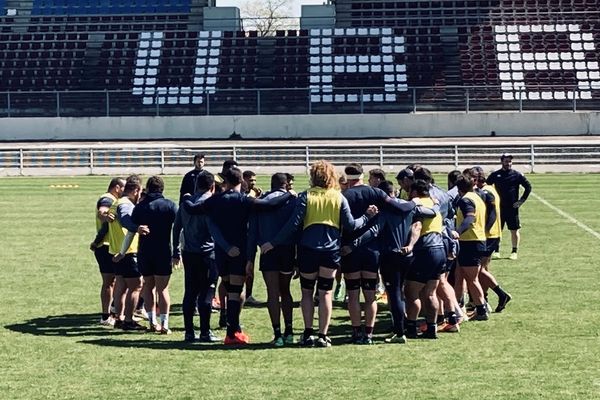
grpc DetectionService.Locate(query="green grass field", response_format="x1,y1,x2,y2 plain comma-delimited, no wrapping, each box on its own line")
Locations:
1,173,599,399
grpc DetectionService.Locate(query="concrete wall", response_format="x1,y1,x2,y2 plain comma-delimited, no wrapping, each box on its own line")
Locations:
0,111,598,141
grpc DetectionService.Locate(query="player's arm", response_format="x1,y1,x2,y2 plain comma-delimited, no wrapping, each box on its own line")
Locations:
484,191,497,232
171,208,183,259
455,197,476,235
345,218,383,255
247,191,294,211
246,213,259,263
91,222,109,249
403,220,422,254
96,197,115,222
263,193,307,251
374,187,417,214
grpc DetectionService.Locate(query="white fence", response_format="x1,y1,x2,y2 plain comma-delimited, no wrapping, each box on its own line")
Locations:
1,141,600,175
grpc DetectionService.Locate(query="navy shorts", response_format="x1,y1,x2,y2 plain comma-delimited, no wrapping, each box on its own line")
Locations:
341,246,380,274
114,253,141,279
407,246,446,284
458,241,486,267
215,248,246,277
483,238,500,256
260,244,295,274
138,251,172,277
297,246,340,274
500,206,521,230
94,245,114,274
379,251,414,275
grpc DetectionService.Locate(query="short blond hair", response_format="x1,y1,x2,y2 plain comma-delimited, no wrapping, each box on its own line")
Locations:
309,160,338,190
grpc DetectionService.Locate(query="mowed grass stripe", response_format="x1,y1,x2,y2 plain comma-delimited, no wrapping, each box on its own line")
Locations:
0,174,599,399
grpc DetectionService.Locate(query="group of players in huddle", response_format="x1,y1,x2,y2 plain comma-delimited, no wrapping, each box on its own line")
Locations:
91,152,531,347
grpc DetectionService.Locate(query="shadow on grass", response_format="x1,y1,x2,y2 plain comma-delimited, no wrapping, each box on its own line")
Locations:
4,313,132,337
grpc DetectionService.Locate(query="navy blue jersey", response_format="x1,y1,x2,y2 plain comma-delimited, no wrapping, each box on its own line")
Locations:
131,192,177,256
487,168,532,206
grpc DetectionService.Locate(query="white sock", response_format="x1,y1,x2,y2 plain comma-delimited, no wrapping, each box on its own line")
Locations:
147,311,156,325
160,314,169,329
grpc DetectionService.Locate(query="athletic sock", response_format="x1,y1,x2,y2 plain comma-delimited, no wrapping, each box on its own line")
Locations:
475,304,487,316
160,314,169,330
226,299,241,337
352,325,362,338
318,333,327,340
427,323,437,334
492,285,507,298
101,313,109,321
436,314,445,325
284,322,293,336
147,311,156,325
273,325,282,338
364,326,374,337
512,247,518,253
303,328,314,338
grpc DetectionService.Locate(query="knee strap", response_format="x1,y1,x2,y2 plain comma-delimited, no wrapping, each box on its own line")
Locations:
317,276,334,291
300,276,316,291
361,278,378,291
345,278,361,291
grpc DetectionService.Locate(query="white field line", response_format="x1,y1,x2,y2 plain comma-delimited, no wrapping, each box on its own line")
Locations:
531,192,600,240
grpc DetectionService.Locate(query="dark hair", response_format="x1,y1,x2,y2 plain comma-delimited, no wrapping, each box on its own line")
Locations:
146,176,164,193
108,177,125,190
195,171,214,192
124,174,142,193
406,163,421,172
243,170,256,180
369,168,386,181
271,173,288,190
414,167,433,184
193,153,205,162
221,159,238,172
447,170,461,186
455,174,474,193
285,173,294,183
344,163,363,176
410,179,430,197
223,167,243,186
470,166,486,183
378,180,395,196
396,167,414,180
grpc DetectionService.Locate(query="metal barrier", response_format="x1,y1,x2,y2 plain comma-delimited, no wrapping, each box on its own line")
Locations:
2,142,600,175
0,86,599,118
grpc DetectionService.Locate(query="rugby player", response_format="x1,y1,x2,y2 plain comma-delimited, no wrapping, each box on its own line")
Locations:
486,153,532,260
108,175,146,331
341,163,417,344
247,173,296,346
451,174,489,321
90,177,125,326
261,160,377,348
242,170,263,305
404,179,446,339
368,168,386,188
472,167,512,313
173,172,221,342
129,176,178,334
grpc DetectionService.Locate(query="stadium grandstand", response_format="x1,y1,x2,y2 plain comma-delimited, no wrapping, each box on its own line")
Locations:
0,0,598,139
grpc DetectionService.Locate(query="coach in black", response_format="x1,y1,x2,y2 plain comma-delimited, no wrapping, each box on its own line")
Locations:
486,153,532,260
179,153,206,203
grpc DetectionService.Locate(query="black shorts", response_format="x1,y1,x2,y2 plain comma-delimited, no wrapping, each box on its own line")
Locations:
341,246,380,274
138,251,172,277
94,245,114,274
379,251,414,275
297,246,340,274
182,251,218,286
114,253,141,279
458,241,486,267
406,246,446,284
215,248,246,277
483,238,501,256
260,244,295,273
500,206,521,230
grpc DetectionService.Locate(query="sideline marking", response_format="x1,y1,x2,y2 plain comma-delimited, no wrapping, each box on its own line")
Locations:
531,192,600,240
